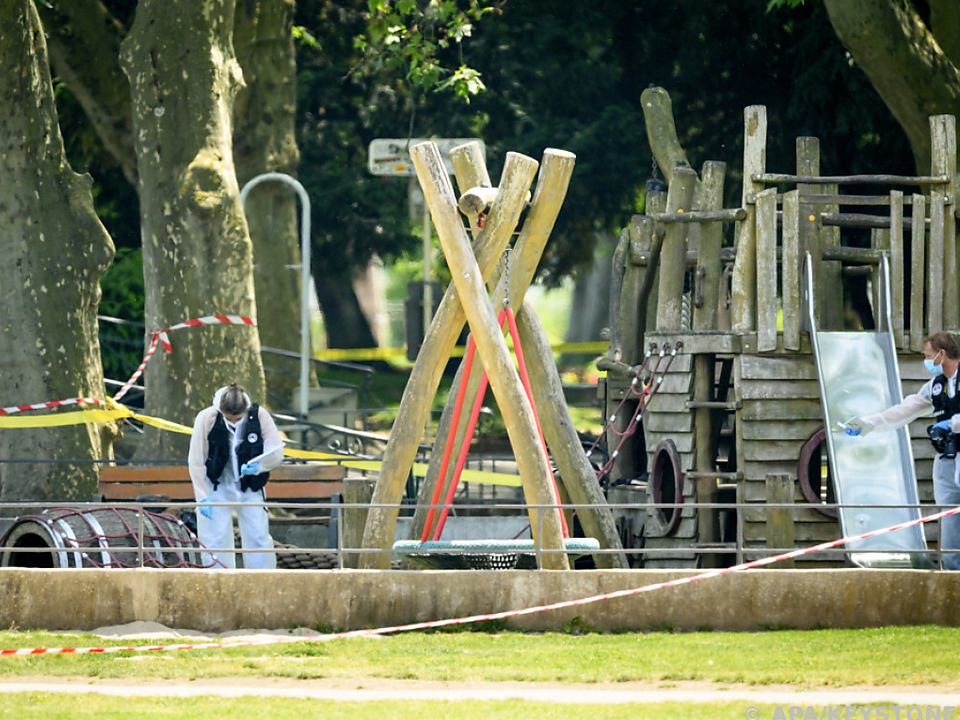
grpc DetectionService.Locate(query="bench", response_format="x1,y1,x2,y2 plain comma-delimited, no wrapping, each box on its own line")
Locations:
99,463,346,510
97,464,350,564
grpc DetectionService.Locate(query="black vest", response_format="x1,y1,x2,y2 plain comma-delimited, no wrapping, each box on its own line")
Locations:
205,403,270,492
930,374,960,423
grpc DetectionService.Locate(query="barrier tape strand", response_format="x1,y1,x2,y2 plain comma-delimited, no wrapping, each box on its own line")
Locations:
2,504,957,657
113,314,256,401
0,397,108,417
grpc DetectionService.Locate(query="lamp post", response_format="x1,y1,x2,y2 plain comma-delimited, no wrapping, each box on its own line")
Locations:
239,172,312,425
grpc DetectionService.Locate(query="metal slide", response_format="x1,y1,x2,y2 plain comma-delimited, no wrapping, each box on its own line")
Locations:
806,253,934,568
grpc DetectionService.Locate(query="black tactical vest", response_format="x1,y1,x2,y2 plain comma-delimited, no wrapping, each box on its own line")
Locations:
205,404,270,492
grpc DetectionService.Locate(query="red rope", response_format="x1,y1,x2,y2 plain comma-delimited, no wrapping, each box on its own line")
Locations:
431,308,569,541
421,336,480,542
503,306,568,538
432,368,490,540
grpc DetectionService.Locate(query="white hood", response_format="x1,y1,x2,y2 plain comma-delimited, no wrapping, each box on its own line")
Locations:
211,385,252,413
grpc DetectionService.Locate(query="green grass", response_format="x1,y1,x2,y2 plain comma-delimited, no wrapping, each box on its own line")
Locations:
0,627,956,718
0,695,767,720
0,626,957,687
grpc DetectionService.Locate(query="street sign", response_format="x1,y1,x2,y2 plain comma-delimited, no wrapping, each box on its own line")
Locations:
367,138,484,176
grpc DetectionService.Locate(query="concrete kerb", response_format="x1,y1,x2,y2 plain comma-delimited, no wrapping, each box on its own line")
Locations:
0,568,959,634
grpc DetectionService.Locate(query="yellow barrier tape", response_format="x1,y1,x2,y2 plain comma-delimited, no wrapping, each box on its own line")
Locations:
313,341,607,363
283,450,521,487
0,408,130,428
0,404,522,487
314,346,407,361
132,413,194,436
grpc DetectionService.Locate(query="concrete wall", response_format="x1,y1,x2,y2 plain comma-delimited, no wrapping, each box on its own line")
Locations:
1,568,958,633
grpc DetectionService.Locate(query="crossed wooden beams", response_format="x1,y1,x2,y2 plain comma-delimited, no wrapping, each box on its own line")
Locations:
358,141,627,570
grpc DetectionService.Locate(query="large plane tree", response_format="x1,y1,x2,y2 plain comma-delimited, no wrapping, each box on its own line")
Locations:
0,0,117,500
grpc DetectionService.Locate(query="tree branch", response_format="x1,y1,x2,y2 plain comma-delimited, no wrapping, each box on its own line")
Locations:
823,0,960,172
37,0,136,185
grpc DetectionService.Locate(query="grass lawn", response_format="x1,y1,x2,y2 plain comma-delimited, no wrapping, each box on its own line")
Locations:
0,626,956,717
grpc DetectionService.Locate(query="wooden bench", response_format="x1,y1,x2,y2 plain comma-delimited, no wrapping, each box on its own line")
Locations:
99,464,346,509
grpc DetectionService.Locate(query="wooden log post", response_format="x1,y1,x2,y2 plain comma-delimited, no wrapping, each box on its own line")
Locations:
656,166,698,331
515,300,629,569
341,477,376,569
690,162,725,558
359,147,537,568
928,193,945,334
821,181,844,330
872,225,890,327
755,187,779,352
889,190,905,348
797,138,822,330
408,144,493,545
638,190,667,334
930,115,957,331
781,190,801,350
692,161,725,333
489,151,630,567
910,194,927,352
606,227,630,364
641,86,695,188
795,138,842,331
765,473,795,569
731,105,766,332
410,141,568,569
693,350,719,558
409,149,577,547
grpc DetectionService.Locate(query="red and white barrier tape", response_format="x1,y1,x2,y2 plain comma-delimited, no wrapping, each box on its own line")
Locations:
112,314,256,401
0,315,257,410
2,504,957,657
0,397,108,417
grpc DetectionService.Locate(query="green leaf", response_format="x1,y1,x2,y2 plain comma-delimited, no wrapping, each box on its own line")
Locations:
291,26,321,51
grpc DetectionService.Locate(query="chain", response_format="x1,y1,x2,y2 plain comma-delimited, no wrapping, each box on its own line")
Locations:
502,247,511,309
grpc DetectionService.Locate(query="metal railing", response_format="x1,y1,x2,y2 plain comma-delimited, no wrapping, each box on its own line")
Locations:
0,498,953,571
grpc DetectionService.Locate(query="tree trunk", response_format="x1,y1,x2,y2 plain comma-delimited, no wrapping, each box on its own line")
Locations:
121,0,265,460
234,0,309,412
0,0,117,500
564,235,613,347
823,0,960,172
930,0,960,69
313,263,379,350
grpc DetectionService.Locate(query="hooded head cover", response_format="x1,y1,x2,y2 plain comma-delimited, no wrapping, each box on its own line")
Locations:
215,383,251,417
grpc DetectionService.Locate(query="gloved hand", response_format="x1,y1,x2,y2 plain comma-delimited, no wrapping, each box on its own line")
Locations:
933,419,952,432
198,497,214,520
240,461,260,477
843,417,874,437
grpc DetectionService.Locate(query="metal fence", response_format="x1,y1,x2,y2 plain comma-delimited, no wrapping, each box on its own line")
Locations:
0,498,953,571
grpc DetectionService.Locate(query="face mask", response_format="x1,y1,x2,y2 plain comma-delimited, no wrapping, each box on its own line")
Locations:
925,355,943,375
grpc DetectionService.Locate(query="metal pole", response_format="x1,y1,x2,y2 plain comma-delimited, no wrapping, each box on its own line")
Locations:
239,173,312,425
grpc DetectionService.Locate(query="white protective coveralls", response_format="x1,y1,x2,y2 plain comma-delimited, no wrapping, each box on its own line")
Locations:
188,386,284,569
860,372,960,570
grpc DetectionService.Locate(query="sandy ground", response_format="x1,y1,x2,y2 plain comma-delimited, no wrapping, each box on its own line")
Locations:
0,622,955,705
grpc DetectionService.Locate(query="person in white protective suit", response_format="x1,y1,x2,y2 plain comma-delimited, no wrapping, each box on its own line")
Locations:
844,331,960,570
188,383,284,569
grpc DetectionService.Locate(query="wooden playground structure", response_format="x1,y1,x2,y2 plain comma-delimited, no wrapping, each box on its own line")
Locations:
352,86,959,570
601,87,959,567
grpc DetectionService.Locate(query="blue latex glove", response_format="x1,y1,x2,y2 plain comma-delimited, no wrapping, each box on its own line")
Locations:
240,461,260,477
198,497,214,520
840,417,873,437
934,420,951,432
